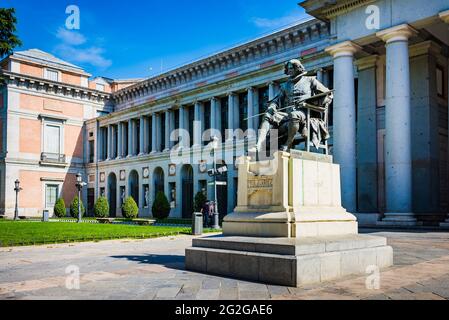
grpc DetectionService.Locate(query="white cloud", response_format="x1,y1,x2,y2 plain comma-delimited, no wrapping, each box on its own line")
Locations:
251,12,311,29
53,26,112,69
56,27,86,46
54,44,112,68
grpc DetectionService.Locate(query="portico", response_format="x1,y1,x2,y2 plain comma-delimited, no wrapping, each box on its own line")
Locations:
302,0,449,226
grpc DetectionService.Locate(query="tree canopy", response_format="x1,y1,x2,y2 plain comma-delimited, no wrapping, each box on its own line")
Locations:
0,8,22,58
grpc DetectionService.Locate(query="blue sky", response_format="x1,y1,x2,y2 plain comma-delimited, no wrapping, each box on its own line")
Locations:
3,0,309,79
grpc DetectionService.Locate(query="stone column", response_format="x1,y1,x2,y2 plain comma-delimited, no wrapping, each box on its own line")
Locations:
164,110,171,152
247,88,254,132
247,87,257,139
143,116,150,154
97,125,103,161
253,88,260,131
193,101,202,148
127,119,133,157
151,115,157,153
117,122,123,159
177,106,185,148
268,82,277,100
325,41,361,213
211,97,217,133
376,24,418,224
112,125,117,159
169,109,175,149
215,98,222,141
139,116,145,156
227,93,235,141
440,10,449,227
107,125,112,160
355,55,379,222
316,69,324,82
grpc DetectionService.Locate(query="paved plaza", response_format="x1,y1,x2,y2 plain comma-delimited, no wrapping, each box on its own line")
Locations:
1,229,449,300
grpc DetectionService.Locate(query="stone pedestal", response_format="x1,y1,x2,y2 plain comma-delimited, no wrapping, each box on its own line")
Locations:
185,151,393,286
223,151,357,238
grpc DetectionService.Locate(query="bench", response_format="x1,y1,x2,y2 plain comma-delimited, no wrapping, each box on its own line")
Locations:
96,218,115,224
133,219,156,226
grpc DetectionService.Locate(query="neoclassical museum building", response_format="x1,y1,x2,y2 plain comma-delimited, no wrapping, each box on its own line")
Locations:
1,0,449,227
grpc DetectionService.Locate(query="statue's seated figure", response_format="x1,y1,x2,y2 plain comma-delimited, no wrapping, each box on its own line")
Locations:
250,59,333,155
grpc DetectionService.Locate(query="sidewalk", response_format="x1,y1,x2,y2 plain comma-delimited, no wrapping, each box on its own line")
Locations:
1,230,449,300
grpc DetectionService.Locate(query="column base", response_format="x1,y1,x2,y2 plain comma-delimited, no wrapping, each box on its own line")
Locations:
377,213,423,227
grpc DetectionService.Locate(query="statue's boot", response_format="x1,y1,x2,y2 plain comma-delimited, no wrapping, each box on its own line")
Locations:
249,120,271,154
281,119,300,151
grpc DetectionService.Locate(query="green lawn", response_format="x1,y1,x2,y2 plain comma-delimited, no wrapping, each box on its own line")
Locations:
0,221,220,247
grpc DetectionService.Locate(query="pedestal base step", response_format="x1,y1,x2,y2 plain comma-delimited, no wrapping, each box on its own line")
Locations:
185,234,393,287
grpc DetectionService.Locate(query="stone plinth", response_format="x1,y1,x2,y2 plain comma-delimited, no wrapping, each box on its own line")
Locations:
185,151,393,286
223,151,358,238
186,234,393,287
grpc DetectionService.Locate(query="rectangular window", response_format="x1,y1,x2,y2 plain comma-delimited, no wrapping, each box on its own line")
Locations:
89,140,95,163
45,184,59,209
44,124,61,155
45,69,59,82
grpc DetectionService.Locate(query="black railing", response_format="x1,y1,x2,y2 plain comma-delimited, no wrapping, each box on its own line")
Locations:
41,152,67,164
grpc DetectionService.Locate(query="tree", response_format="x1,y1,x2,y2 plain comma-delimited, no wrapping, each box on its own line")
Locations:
53,198,66,218
122,196,138,219
194,191,207,213
94,196,109,218
0,8,22,58
152,192,170,220
70,196,85,218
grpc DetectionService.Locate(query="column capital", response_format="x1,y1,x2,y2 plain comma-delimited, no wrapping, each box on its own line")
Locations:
355,55,379,71
409,40,441,58
325,41,361,58
439,9,449,24
376,24,418,43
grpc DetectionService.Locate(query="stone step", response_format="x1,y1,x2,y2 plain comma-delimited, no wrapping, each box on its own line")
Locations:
192,234,387,256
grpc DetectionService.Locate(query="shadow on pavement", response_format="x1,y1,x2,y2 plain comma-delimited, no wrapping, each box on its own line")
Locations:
111,254,185,271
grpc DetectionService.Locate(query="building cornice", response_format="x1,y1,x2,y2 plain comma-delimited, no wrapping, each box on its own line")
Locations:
300,0,376,21
112,19,330,105
0,71,111,104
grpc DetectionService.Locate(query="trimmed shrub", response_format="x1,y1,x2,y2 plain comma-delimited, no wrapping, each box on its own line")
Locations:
94,196,109,218
70,196,85,218
122,196,138,219
53,198,66,218
152,191,171,220
194,191,207,213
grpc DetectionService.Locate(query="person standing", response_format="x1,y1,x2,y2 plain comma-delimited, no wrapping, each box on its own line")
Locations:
201,200,210,227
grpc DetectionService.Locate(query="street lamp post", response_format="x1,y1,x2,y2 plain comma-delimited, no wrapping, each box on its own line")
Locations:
14,179,22,221
75,173,86,224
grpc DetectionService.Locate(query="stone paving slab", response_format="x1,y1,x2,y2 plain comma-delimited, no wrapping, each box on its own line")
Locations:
1,230,449,300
